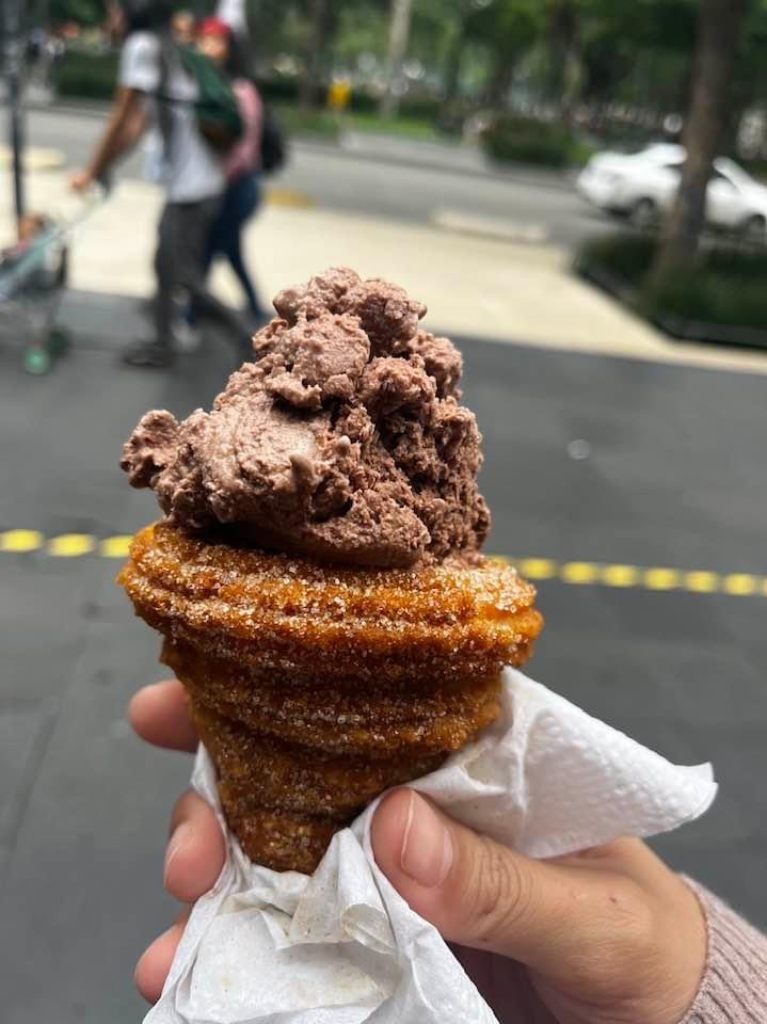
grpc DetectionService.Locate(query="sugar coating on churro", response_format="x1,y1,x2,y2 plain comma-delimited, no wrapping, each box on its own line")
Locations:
119,522,542,872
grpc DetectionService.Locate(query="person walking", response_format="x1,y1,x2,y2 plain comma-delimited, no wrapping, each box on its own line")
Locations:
196,17,266,326
72,0,248,368
171,10,197,46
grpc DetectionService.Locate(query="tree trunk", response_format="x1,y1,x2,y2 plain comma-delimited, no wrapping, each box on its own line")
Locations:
298,0,327,111
441,18,468,108
485,52,516,109
546,0,579,119
380,0,414,118
650,0,747,276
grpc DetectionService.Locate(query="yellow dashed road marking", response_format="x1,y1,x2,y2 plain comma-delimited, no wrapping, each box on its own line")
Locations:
685,571,720,593
2,531,765,599
644,568,681,591
265,187,315,209
47,533,96,557
0,529,44,552
561,561,600,584
601,564,639,587
100,535,132,559
517,558,557,580
722,573,758,596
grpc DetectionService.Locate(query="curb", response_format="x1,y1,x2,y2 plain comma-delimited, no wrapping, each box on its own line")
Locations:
431,208,550,244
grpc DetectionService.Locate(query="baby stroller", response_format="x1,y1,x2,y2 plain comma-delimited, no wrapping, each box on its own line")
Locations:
0,194,104,374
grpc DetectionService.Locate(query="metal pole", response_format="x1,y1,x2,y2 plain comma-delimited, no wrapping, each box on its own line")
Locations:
5,0,25,229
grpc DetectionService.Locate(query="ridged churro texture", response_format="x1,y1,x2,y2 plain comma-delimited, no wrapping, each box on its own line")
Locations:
120,522,543,872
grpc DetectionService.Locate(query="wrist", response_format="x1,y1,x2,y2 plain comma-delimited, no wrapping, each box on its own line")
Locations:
677,878,767,1024
662,875,707,1023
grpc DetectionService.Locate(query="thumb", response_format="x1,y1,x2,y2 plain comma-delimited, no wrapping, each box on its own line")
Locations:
371,789,631,978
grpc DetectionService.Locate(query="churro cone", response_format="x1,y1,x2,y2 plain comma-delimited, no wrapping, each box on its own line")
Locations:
120,522,542,873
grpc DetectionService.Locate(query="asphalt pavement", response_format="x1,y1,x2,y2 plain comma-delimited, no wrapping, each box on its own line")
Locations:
25,105,607,249
1,291,766,1023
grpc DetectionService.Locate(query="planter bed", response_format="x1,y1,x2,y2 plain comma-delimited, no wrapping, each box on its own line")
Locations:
575,233,767,351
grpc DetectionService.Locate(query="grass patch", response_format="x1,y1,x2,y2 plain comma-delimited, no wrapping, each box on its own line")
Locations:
346,112,438,140
273,105,438,142
273,105,341,139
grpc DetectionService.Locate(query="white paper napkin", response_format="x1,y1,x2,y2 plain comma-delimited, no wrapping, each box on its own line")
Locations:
145,669,717,1024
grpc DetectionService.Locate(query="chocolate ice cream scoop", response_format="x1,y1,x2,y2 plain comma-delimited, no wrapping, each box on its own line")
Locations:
121,268,490,568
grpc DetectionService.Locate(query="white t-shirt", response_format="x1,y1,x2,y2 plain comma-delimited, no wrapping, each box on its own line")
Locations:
119,32,224,203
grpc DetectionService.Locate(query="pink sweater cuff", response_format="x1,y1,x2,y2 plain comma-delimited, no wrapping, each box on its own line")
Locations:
681,878,767,1023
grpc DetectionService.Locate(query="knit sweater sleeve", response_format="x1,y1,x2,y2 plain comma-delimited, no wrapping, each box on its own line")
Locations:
682,878,767,1023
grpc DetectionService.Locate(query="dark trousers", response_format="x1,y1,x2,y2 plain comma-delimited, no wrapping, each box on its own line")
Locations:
202,172,263,316
154,196,244,350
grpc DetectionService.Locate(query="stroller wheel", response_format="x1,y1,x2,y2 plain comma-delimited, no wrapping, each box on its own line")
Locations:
24,347,52,375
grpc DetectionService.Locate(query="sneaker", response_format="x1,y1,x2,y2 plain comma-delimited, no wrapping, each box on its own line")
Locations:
121,340,174,369
173,319,202,354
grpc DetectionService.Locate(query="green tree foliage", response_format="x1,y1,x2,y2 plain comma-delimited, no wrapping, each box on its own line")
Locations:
48,0,767,135
575,0,697,106
49,0,105,25
464,0,543,102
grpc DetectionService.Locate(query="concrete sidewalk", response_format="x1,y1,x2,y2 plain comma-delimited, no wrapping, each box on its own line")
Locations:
3,167,767,377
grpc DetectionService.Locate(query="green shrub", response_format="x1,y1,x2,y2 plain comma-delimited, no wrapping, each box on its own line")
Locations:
577,232,767,332
398,95,442,121
257,74,300,105
577,233,656,279
482,116,576,168
349,91,378,115
55,49,119,100
273,105,340,139
644,266,767,329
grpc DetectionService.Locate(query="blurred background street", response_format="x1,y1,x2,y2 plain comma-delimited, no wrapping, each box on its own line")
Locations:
2,0,767,1022
27,101,601,246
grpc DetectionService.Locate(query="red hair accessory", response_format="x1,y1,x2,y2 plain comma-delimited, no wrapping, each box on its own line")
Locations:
197,16,230,39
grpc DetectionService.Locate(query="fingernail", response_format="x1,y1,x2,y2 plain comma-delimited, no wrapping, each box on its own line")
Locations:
400,792,453,888
164,823,190,888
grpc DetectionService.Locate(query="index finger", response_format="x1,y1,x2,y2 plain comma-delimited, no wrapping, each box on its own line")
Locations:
129,679,198,752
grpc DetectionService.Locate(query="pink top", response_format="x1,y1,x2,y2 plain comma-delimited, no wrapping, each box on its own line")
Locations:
224,79,263,182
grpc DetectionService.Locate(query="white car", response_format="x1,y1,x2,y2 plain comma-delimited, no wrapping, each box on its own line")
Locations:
577,143,767,240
